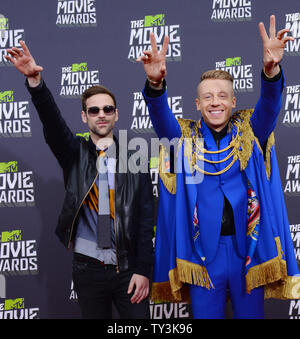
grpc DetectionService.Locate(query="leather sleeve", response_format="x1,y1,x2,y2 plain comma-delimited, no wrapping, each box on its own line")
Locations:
25,78,80,178
134,169,155,278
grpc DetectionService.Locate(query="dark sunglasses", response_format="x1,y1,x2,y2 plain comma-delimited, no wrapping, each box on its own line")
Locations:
86,105,116,116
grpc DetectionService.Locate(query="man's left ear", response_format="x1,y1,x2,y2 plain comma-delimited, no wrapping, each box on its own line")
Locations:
232,96,237,109
115,109,119,122
195,98,201,111
81,111,88,123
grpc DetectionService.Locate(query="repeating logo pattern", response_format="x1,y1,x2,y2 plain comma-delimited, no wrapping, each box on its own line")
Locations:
128,13,182,62
56,0,97,27
60,62,100,98
215,56,253,92
0,17,25,66
0,90,31,137
0,161,35,207
211,0,252,22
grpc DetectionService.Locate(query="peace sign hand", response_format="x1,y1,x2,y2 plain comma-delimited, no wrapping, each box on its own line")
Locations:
259,15,294,77
137,32,169,86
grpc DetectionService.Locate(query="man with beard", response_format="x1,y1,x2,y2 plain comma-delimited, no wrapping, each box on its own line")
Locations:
5,41,154,319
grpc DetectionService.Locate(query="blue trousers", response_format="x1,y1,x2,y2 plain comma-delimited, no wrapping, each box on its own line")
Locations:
189,236,264,319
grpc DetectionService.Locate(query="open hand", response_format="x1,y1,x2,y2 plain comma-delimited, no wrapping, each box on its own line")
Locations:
5,40,43,84
259,15,294,77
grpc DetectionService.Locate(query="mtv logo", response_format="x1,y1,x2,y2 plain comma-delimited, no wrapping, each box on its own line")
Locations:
1,230,22,242
225,57,241,67
0,17,9,30
0,91,14,103
4,298,25,310
144,14,165,27
76,132,90,141
0,161,18,173
72,62,88,72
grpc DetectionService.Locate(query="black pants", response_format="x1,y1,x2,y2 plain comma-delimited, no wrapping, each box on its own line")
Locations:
72,253,150,319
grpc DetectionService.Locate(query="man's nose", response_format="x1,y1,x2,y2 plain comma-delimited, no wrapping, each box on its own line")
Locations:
211,96,220,106
98,108,106,118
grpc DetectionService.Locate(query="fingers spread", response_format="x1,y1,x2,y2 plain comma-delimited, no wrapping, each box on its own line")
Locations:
12,47,23,57
161,35,170,56
7,49,18,57
4,55,15,64
258,22,269,43
269,14,276,39
19,40,30,56
150,32,158,54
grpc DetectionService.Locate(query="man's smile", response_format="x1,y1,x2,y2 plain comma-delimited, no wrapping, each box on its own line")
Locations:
209,109,224,115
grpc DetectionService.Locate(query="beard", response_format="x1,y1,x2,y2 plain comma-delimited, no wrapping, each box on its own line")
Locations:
89,121,115,139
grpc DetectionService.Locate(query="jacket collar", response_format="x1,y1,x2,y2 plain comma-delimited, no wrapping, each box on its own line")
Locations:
87,134,120,159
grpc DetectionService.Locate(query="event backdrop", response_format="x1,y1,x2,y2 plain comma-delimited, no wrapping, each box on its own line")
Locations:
0,0,299,319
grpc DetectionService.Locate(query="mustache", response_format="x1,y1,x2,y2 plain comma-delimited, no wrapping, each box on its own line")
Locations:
96,119,109,123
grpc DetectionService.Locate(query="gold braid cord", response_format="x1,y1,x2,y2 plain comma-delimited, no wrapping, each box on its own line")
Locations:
178,109,260,176
159,110,274,195
194,125,241,176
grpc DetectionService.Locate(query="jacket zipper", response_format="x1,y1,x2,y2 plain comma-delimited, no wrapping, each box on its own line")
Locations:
114,171,120,273
67,173,98,249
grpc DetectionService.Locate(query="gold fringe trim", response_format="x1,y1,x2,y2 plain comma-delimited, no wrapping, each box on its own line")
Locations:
229,109,258,171
150,258,213,303
150,281,180,303
246,237,286,293
178,118,200,169
264,132,275,179
230,109,275,180
159,145,176,194
264,275,300,300
246,256,287,294
158,118,200,194
150,281,190,303
246,236,300,300
175,258,213,289
151,238,300,302
177,118,195,139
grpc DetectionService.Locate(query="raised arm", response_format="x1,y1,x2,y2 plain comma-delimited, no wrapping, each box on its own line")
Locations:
5,41,79,171
137,33,181,140
251,15,294,146
137,32,169,89
5,40,43,87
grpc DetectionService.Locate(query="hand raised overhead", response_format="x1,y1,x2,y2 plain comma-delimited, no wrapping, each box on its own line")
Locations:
5,40,43,85
137,32,169,86
259,15,294,77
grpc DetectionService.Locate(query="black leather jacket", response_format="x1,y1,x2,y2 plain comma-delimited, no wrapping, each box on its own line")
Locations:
26,80,154,278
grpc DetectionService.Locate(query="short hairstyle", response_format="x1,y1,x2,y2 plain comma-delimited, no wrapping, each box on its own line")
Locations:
200,69,234,83
81,85,117,112
197,69,234,97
